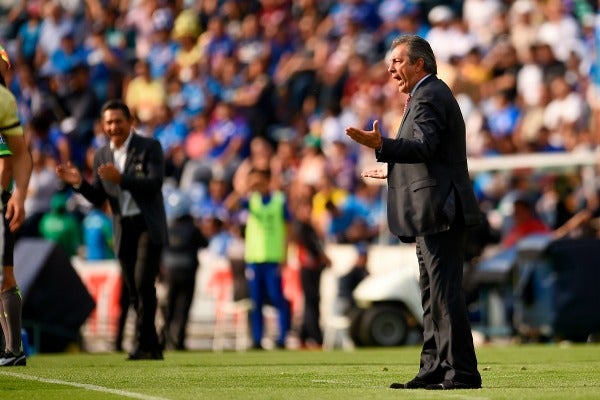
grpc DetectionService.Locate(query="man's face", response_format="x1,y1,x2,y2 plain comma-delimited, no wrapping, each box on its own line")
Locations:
248,171,269,193
103,109,132,147
387,43,420,94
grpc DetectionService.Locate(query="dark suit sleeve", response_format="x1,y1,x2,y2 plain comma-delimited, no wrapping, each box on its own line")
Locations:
76,151,109,207
377,92,443,164
120,138,164,198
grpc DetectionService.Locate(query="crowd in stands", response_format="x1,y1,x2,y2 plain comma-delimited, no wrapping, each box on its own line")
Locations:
0,0,599,346
1,0,598,242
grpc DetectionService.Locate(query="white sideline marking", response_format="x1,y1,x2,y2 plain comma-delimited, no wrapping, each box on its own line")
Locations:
0,370,171,400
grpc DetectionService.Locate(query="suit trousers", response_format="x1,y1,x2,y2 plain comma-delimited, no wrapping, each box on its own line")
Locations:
414,217,481,385
118,215,162,352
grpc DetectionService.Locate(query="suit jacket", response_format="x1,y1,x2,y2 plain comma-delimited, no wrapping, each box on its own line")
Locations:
76,133,168,252
377,75,481,240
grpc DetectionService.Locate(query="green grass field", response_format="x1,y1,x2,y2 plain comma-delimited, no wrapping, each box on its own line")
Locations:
1,344,599,400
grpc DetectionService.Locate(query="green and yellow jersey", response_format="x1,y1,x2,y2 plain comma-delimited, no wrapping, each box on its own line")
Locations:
0,44,17,157
0,84,20,157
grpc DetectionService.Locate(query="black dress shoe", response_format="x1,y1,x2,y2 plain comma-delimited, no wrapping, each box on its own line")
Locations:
425,380,481,390
127,348,164,360
390,378,429,389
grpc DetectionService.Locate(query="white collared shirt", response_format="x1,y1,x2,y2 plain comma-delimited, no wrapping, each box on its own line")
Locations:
110,131,141,217
411,74,431,97
377,74,433,153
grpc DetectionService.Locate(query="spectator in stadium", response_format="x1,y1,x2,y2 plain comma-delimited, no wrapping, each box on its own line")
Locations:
201,14,236,70
192,169,232,224
149,103,189,182
336,242,369,316
124,58,166,126
183,100,250,187
15,1,43,68
501,194,550,248
270,138,300,194
34,2,75,69
20,144,60,239
27,110,71,166
46,28,86,76
232,56,279,138
553,188,600,240
82,201,114,261
323,180,378,244
146,7,179,81
232,136,274,195
161,189,207,350
290,197,331,349
83,23,125,104
59,63,101,168
296,133,328,190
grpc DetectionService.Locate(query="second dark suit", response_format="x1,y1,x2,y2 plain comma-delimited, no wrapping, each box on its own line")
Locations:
377,75,481,385
77,133,168,354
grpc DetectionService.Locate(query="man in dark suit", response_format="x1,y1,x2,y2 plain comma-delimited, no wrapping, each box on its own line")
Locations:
56,99,168,360
346,35,482,390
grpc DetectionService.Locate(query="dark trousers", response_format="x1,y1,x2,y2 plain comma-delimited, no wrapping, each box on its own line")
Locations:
299,267,323,344
163,267,196,350
115,279,129,351
118,215,162,352
414,217,481,385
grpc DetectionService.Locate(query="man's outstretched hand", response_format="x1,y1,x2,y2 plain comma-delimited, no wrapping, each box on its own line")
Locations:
345,120,383,150
55,162,82,186
360,167,388,179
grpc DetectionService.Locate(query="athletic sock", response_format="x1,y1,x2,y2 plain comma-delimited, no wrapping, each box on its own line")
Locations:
0,296,8,352
1,287,22,354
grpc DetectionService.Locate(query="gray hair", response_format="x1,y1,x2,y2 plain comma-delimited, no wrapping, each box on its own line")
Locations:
390,35,437,75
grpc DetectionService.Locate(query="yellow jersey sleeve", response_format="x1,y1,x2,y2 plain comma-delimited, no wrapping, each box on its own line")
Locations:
0,85,23,137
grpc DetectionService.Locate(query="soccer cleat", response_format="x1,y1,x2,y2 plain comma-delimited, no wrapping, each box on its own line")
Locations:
0,351,26,366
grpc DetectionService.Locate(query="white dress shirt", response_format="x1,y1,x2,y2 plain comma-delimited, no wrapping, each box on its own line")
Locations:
111,132,141,217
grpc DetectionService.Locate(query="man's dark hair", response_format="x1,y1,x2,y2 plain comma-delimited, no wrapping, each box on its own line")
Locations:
101,99,132,120
391,35,437,75
249,167,271,179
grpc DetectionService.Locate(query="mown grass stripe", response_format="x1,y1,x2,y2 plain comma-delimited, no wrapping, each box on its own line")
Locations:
0,370,171,400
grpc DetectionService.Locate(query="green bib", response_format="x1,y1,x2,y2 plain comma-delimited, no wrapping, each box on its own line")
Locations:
244,191,286,263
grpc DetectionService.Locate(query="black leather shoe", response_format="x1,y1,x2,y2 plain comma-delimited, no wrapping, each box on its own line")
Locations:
425,380,481,390
390,378,429,389
127,348,164,360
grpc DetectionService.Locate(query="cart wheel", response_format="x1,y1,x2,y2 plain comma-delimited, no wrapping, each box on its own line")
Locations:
348,308,365,346
358,304,409,346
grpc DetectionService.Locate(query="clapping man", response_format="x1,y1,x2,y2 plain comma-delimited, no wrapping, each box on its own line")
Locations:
56,99,168,360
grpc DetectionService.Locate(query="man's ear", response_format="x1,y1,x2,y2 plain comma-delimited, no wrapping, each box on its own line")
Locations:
0,60,8,84
0,47,10,82
416,58,425,72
